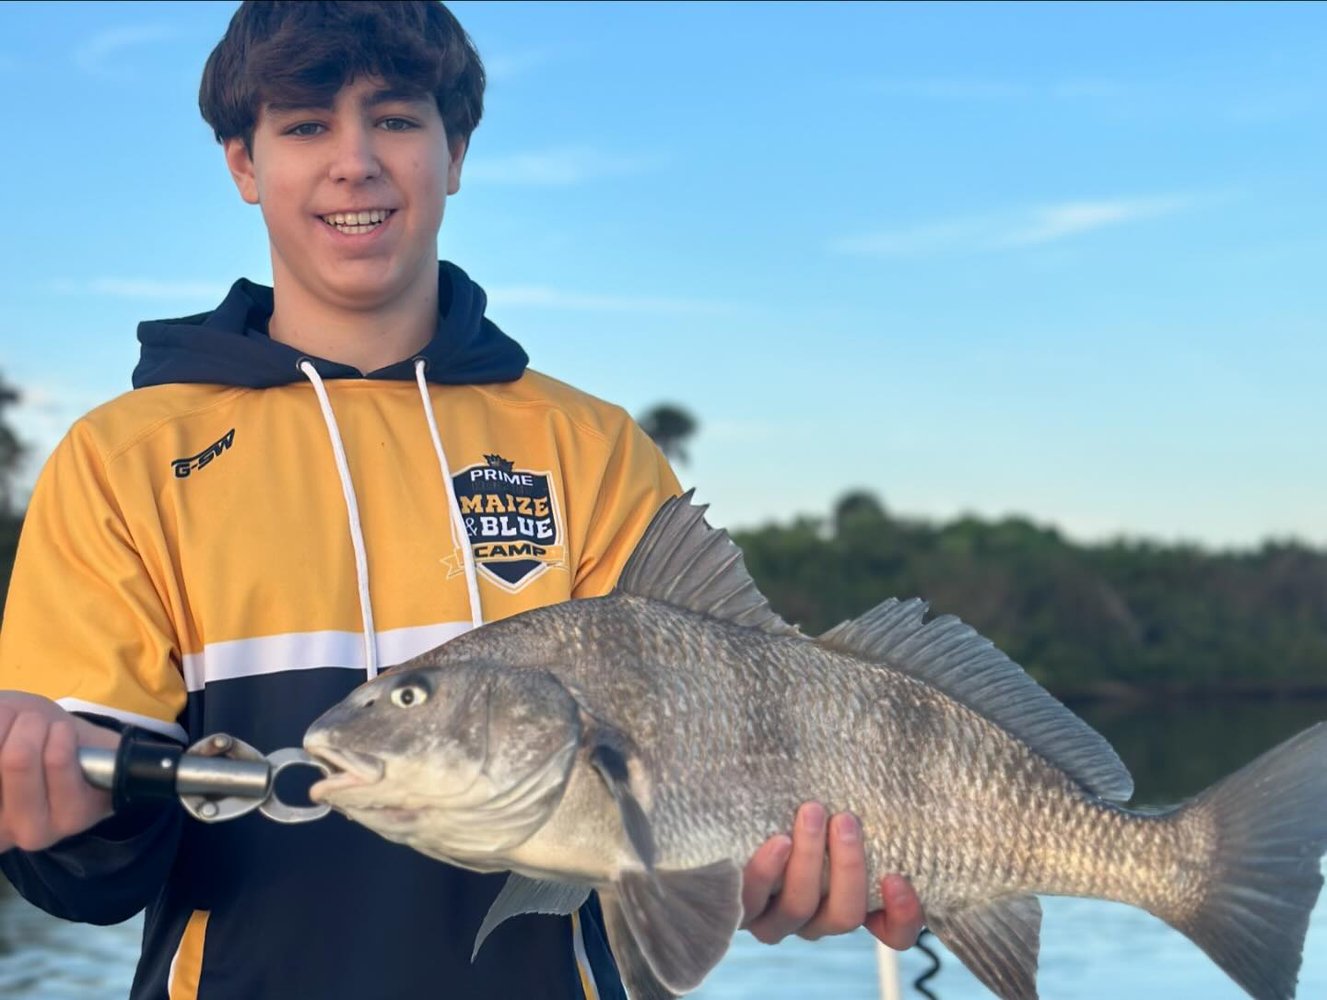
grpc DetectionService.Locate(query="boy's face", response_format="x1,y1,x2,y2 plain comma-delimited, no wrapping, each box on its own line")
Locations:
225,77,464,314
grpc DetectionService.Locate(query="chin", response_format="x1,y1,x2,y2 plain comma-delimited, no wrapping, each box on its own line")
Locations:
319,266,420,311
357,256,437,296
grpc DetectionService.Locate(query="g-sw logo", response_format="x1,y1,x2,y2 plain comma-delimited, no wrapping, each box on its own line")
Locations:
171,429,236,478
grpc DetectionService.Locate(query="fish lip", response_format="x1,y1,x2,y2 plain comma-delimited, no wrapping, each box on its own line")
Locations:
306,746,385,785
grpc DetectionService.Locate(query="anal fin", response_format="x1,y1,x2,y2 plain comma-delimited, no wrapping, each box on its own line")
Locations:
927,894,1043,1000
472,873,590,961
615,860,743,994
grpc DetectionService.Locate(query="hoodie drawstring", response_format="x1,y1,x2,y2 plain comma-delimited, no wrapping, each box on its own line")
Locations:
415,359,484,630
300,361,380,679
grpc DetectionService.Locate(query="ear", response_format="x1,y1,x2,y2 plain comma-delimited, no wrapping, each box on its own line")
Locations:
224,137,260,205
447,136,468,195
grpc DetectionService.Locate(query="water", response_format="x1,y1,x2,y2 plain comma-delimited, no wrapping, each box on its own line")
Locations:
697,893,1327,999
2,699,1324,998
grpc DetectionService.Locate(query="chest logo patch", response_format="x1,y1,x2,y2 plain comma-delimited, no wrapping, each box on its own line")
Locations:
451,454,565,591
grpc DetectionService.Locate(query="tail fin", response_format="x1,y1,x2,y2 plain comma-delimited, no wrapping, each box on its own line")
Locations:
1169,722,1327,1000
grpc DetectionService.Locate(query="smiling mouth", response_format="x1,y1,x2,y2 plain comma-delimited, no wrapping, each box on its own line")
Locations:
319,209,395,235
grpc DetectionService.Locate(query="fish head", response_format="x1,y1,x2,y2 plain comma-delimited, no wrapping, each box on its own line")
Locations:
303,661,582,863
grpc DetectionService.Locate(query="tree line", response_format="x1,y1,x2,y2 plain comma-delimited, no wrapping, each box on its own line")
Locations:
733,491,1327,699
0,373,23,603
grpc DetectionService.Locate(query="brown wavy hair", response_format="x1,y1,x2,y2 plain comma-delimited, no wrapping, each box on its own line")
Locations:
199,1,485,151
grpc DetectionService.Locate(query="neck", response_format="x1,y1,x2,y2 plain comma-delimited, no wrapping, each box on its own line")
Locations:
268,260,440,374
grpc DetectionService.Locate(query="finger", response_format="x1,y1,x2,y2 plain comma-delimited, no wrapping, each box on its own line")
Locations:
0,703,17,744
745,802,828,944
740,834,792,926
865,874,925,950
1,711,54,850
45,719,106,840
0,704,13,846
799,812,868,940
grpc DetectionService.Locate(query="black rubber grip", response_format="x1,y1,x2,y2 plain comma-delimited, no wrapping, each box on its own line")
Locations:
111,728,184,812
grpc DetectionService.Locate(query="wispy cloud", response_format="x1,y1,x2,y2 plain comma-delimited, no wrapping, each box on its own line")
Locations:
867,77,1127,101
9,381,113,488
73,25,179,78
483,46,562,84
465,146,660,186
833,196,1192,258
51,278,231,301
52,277,733,314
487,285,736,315
1227,89,1322,125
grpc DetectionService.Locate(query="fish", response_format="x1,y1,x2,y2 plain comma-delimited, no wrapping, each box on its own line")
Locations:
304,491,1327,1000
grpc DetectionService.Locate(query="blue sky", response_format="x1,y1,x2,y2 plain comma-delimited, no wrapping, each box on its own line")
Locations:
1,1,1324,548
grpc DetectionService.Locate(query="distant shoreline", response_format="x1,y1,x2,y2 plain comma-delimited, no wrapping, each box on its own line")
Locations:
1057,681,1327,706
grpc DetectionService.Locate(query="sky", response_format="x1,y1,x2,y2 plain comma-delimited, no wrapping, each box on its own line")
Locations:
1,1,1324,549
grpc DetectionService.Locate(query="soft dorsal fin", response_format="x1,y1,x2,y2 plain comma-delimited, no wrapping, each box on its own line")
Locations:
820,599,1133,801
615,490,800,637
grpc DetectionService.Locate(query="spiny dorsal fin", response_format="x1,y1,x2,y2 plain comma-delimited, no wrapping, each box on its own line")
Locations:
820,599,1133,801
615,491,799,637
928,895,1043,1000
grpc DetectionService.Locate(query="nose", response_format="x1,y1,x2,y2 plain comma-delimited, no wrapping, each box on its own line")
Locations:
328,121,381,183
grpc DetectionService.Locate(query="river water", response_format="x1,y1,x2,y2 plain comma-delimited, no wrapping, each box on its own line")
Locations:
2,698,1324,999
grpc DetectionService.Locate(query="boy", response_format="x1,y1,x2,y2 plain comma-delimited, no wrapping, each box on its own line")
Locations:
0,3,921,997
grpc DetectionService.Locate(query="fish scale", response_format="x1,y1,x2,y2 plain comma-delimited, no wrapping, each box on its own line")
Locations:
305,492,1327,1000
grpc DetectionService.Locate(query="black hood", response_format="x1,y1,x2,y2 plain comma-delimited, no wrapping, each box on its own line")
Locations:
132,261,528,389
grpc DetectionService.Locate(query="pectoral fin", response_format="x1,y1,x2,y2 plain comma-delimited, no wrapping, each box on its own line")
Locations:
586,724,656,869
472,874,590,961
926,894,1043,1000
615,861,743,994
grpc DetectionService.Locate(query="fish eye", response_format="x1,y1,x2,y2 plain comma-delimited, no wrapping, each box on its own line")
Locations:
390,682,429,708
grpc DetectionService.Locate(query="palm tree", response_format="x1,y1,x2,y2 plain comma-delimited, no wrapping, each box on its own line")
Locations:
637,403,698,466
0,372,25,516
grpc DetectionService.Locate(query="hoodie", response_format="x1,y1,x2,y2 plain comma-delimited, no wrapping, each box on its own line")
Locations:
132,261,528,390
0,262,679,1000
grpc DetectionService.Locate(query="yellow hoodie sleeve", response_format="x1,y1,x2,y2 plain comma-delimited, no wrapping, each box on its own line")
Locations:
572,414,682,600
0,421,187,739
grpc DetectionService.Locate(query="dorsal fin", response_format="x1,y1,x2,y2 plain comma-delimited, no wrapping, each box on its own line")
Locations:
615,491,800,637
821,599,1134,801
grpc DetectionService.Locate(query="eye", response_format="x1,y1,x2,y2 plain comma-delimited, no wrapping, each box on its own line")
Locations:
390,682,429,708
285,121,325,138
378,116,419,132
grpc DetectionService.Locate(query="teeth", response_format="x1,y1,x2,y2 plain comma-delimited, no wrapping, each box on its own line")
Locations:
323,209,390,229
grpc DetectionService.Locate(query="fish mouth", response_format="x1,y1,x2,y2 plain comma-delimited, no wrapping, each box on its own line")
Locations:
305,746,386,801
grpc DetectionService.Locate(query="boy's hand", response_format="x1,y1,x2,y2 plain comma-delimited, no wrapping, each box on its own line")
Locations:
741,802,924,949
0,691,120,852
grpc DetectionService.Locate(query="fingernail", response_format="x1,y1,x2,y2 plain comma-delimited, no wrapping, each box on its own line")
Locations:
835,814,860,845
771,835,793,864
799,803,826,834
